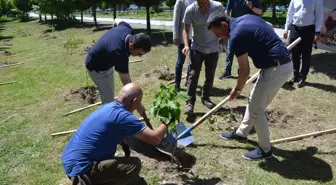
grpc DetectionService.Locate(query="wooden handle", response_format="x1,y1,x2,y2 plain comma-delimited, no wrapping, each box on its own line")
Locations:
193,72,260,128
0,62,24,68
271,128,336,144
51,117,145,136
167,74,187,85
63,101,102,116
142,112,153,129
0,81,15,86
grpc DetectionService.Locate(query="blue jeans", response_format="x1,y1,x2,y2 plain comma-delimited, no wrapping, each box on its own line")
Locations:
224,39,234,74
175,41,191,88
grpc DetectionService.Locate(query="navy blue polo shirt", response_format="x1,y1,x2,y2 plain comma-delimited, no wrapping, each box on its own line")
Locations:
229,14,291,69
61,101,146,177
85,22,133,73
226,0,262,18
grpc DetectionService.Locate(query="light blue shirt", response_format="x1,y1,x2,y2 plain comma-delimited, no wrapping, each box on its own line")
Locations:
285,0,324,32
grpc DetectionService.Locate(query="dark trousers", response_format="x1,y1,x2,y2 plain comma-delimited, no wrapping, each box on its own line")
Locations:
289,24,315,78
175,41,191,88
70,157,142,185
224,39,234,74
187,49,219,102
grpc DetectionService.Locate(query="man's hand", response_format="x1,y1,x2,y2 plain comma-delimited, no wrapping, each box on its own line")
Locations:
229,88,241,101
314,33,321,42
246,0,253,9
283,31,288,39
182,46,190,56
173,39,179,46
120,140,130,157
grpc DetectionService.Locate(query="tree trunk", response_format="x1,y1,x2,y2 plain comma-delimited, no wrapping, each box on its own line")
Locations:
81,9,83,23
39,14,42,22
44,14,47,22
272,0,276,23
92,4,97,28
146,3,151,35
51,14,54,20
113,4,117,20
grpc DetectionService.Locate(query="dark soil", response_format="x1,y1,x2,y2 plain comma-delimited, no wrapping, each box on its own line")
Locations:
141,67,174,82
64,86,99,104
0,51,13,57
267,109,295,128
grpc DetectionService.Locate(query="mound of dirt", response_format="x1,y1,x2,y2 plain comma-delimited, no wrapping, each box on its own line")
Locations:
0,51,12,57
267,109,295,128
141,67,174,82
64,86,99,104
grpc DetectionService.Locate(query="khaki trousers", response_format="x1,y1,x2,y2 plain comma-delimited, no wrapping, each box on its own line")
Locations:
87,68,115,104
236,61,293,152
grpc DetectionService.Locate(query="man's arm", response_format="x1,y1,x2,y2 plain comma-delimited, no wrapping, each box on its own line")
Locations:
183,24,190,48
314,0,324,33
118,72,131,85
135,124,168,145
247,0,262,15
235,53,250,91
284,0,294,33
173,0,182,45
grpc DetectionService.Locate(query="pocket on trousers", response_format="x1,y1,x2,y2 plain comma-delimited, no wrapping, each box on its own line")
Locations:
261,67,277,83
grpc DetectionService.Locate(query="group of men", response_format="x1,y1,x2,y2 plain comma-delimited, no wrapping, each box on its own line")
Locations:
61,0,324,184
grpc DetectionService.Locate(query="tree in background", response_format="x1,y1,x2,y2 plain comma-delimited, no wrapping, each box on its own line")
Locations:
0,0,12,17
12,0,33,21
75,0,91,23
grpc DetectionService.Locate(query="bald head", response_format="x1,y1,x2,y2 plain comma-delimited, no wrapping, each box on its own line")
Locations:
116,83,143,112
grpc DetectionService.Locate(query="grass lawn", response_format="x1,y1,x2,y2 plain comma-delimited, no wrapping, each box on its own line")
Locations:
1,18,336,185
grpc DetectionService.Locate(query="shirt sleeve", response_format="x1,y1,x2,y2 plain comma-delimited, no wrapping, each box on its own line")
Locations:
230,33,249,57
284,0,294,32
173,0,182,40
114,55,129,73
183,6,192,25
314,0,324,32
121,113,147,137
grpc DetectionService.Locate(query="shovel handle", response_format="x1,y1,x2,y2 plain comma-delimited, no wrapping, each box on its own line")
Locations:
177,37,302,140
142,112,153,130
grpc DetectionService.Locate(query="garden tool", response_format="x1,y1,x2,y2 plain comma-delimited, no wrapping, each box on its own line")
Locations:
176,37,303,147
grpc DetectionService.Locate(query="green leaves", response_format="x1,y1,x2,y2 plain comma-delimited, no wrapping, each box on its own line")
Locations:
150,84,188,133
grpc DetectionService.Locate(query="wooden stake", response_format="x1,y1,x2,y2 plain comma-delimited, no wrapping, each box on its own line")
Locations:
51,118,145,136
129,59,142,64
271,128,336,144
0,81,15,86
63,101,102,116
0,62,24,68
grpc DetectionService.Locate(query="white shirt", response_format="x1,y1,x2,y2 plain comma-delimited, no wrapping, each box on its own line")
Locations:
284,0,324,32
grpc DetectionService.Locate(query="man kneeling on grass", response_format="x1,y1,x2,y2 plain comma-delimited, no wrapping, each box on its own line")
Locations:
61,83,169,185
207,12,293,160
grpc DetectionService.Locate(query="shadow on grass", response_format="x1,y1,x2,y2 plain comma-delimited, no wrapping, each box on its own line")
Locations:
311,52,336,79
259,146,333,182
305,82,336,93
185,107,231,123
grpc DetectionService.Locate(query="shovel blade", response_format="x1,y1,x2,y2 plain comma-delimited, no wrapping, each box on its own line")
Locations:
176,122,195,147
155,131,177,156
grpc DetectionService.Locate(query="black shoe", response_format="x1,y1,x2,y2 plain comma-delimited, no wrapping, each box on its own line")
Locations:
185,102,194,115
219,72,232,80
201,98,216,109
242,147,273,160
220,128,247,142
288,76,300,86
298,77,306,88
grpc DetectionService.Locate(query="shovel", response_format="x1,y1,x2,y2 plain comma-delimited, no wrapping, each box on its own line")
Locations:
176,37,303,147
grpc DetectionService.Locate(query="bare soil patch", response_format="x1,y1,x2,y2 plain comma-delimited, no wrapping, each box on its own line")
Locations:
138,67,174,84
63,86,99,104
0,51,13,57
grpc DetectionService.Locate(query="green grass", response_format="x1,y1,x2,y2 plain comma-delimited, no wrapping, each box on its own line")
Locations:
1,19,336,185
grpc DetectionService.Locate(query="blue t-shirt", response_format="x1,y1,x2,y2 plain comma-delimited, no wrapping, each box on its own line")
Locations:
61,101,146,177
226,0,262,18
85,22,133,73
229,14,291,69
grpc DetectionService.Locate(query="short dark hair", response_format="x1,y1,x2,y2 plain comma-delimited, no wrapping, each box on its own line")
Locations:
207,11,231,30
131,33,152,53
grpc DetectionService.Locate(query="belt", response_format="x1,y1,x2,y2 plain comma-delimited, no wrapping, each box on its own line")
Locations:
268,58,291,68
